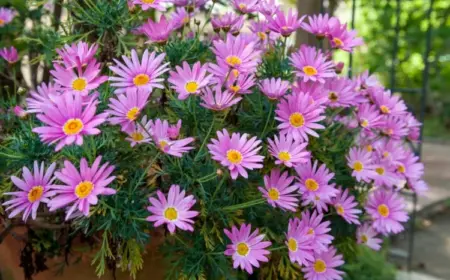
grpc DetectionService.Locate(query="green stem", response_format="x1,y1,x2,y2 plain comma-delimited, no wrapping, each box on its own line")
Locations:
261,102,274,137
135,153,160,189
194,117,216,162
211,176,226,202
283,36,288,59
222,198,266,212
269,246,285,252
201,2,216,32
197,172,217,183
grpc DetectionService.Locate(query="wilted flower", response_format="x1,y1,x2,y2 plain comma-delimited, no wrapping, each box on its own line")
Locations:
0,46,19,63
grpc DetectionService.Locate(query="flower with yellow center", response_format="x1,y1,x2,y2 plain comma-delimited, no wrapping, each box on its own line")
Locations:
333,37,343,47
287,238,298,252
126,107,140,121
380,105,390,114
361,234,368,243
313,259,327,273
289,112,305,128
131,132,144,141
226,55,242,67
159,140,169,151
226,149,243,164
75,181,94,199
303,66,318,76
185,81,199,93
353,161,364,172
257,32,267,41
360,119,369,128
382,151,390,158
305,178,319,192
28,186,44,203
164,207,178,221
133,73,150,86
63,118,84,136
336,204,345,215
142,0,155,4
231,69,239,78
375,167,385,175
236,242,250,256
397,164,406,173
328,92,339,102
229,85,240,93
278,151,291,162
72,78,87,91
307,228,315,235
377,204,390,218
0,19,4,26
281,26,289,31
366,145,373,152
238,3,247,10
268,188,280,201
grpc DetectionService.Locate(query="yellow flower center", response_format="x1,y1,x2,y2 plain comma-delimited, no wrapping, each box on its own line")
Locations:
232,69,239,78
397,164,406,173
380,105,390,114
133,73,150,86
126,107,140,121
226,55,242,67
185,81,199,93
288,238,298,252
226,149,243,164
183,17,190,24
383,151,390,158
0,19,5,26
236,242,250,256
303,66,318,76
238,3,247,10
353,161,364,172
63,118,84,135
131,132,144,141
281,26,289,31
313,259,327,273
142,0,155,4
159,140,169,150
361,234,368,243
164,207,178,220
257,32,267,40
336,204,345,215
307,228,315,235
360,119,369,128
366,145,373,152
289,112,305,128
229,85,241,93
375,167,385,175
268,188,280,201
75,181,94,199
328,92,339,102
278,151,291,162
72,78,87,91
333,37,343,47
28,186,44,203
305,178,319,192
377,204,390,217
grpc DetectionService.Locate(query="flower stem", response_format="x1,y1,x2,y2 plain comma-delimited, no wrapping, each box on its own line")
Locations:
269,246,285,251
197,172,217,183
222,198,266,212
194,116,216,162
261,102,274,137
135,152,160,189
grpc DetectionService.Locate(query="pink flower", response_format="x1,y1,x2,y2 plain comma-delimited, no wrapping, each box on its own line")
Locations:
365,189,408,235
32,92,108,151
380,115,408,140
292,80,327,102
107,88,151,132
224,224,271,274
55,41,98,69
0,46,19,63
151,119,194,157
357,223,382,251
299,211,334,253
232,0,259,14
290,45,336,83
301,14,337,38
26,82,62,114
200,85,242,111
356,103,384,130
225,73,256,95
208,129,264,180
372,90,407,117
259,78,290,100
125,115,153,147
51,61,107,96
355,70,381,90
168,120,182,139
347,147,377,183
404,112,421,142
3,161,56,221
147,184,199,233
132,0,166,11
258,0,280,17
109,49,169,94
408,179,428,195
171,7,190,29
324,77,360,107
275,91,326,141
211,12,244,33
139,15,175,44
0,7,16,27
332,188,361,224
168,61,212,100
396,149,424,182
303,247,344,280
49,156,116,220
328,21,364,52
371,160,401,188
267,133,310,167
267,9,305,37
258,169,299,212
13,106,27,118
286,218,314,266
295,160,338,213
249,20,280,46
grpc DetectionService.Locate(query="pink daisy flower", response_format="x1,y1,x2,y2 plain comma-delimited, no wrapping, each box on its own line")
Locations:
0,7,16,27
397,150,424,182
48,156,116,220
328,21,364,52
26,82,62,114
249,20,280,46
357,223,382,251
372,138,405,166
107,88,151,132
356,103,384,130
109,49,169,94
404,112,421,142
371,160,401,188
170,7,190,29
292,80,327,103
139,15,175,44
226,73,255,95
380,115,408,140
13,106,27,118
168,61,212,100
354,70,381,90
267,9,305,37
200,85,242,111
365,189,408,235
372,90,407,117
125,115,153,147
232,0,259,14
408,179,428,195
301,13,337,38
295,160,338,213
151,119,194,157
324,77,359,107
51,61,107,96
299,210,334,253
275,91,326,141
212,33,262,74
0,46,19,63
224,224,272,274
290,45,336,83
32,92,108,151
285,218,314,266
3,161,56,221
303,247,344,280
346,147,377,183
258,169,299,212
259,78,290,100
267,133,310,167
332,188,361,225
168,120,182,139
146,184,199,234
132,0,166,11
211,12,243,33
55,41,98,69
207,129,264,180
